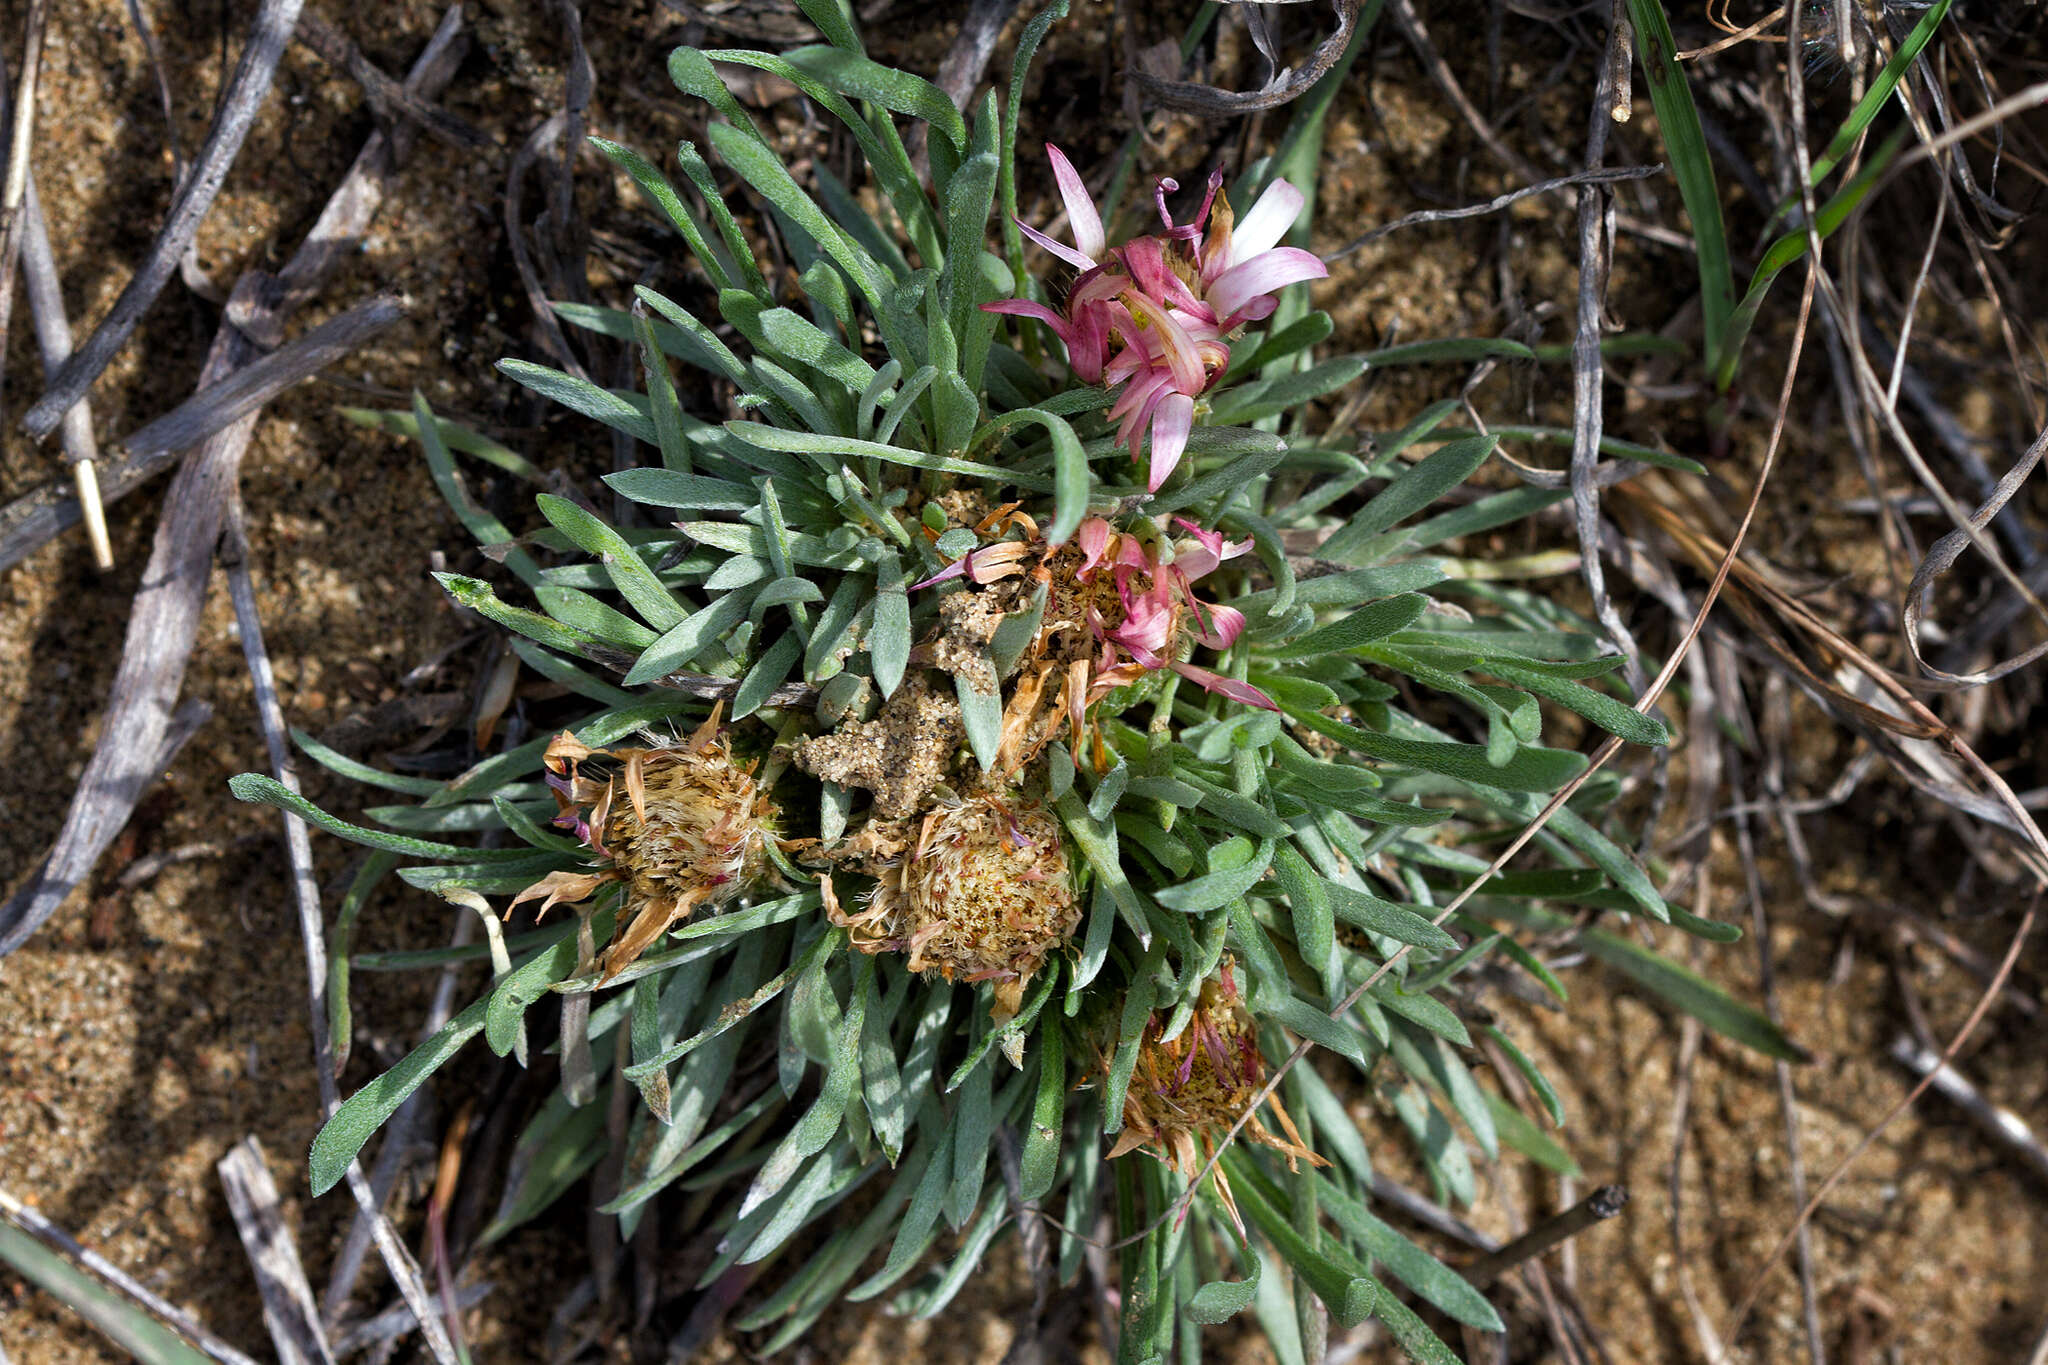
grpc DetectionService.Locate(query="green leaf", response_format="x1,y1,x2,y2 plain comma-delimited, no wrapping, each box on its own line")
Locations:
999,0,1070,283
534,585,660,650
1320,435,1497,563
1485,658,1668,746
590,138,741,292
782,44,966,151
604,468,758,511
1144,433,1290,516
956,672,1004,772
291,728,443,795
1580,924,1806,1061
1209,355,1365,427
536,493,687,632
1019,1017,1066,1202
1317,1179,1501,1331
479,1089,610,1242
229,774,534,863
1269,593,1430,658
1362,337,1534,368
1323,880,1458,951
728,420,1053,491
498,359,656,443
624,586,758,686
1485,1090,1579,1176
1222,1151,1377,1328
1004,408,1089,545
743,956,869,1217
1184,1244,1261,1325
0,1225,214,1364
734,630,804,719
435,572,601,655
1713,121,1913,390
1485,1024,1565,1125
1372,1290,1468,1365
311,994,488,1195
1624,0,1734,366
485,915,603,1056
410,392,543,587
1235,561,1448,617
870,553,911,698
706,120,892,318
1282,706,1589,793
1154,838,1274,914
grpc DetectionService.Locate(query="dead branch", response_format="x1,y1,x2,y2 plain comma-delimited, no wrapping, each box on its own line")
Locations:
21,0,306,440
1133,0,1364,116
217,1137,338,1365
295,14,488,150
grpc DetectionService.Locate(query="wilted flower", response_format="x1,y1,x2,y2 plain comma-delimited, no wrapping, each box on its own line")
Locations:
916,507,1277,737
988,145,1328,490
825,794,1078,1054
1075,515,1278,713
1109,963,1324,1230
512,707,775,978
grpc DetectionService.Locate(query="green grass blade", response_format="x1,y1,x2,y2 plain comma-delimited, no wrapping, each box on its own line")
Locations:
1624,0,1735,366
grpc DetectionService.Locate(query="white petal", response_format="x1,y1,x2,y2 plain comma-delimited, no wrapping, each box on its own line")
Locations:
1226,179,1305,267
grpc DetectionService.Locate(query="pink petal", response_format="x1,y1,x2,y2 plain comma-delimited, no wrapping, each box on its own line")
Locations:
1111,599,1174,660
981,297,1074,340
1171,663,1279,711
1169,521,1251,580
1067,303,1109,384
1018,218,1094,271
1118,381,1170,460
1190,599,1246,650
910,557,972,591
1209,248,1328,327
1126,296,1206,397
1077,518,1114,574
1147,393,1194,492
1046,144,1105,262
1118,237,1207,317
1071,266,1128,308
1109,365,1167,420
1229,295,1280,325
1104,347,1149,387
1228,179,1307,266
1190,168,1224,237
1172,517,1227,559
1151,175,1181,230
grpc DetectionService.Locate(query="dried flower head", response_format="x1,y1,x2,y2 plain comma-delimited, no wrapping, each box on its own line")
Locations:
828,795,1078,1049
1109,962,1324,1229
514,707,775,978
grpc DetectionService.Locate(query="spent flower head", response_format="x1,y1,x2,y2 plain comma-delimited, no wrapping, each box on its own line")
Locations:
513,707,775,978
1110,963,1324,1230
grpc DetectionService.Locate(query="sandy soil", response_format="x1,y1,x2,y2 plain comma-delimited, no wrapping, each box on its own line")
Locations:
2,2,2044,1362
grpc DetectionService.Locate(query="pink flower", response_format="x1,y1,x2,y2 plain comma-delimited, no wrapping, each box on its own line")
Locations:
1077,516,1276,714
912,512,1278,747
987,149,1328,493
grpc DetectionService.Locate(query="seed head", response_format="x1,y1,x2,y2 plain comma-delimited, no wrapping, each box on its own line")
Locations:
829,795,1078,1049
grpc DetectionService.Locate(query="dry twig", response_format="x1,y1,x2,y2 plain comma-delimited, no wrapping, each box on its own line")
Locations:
20,0,306,440
218,1137,338,1365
